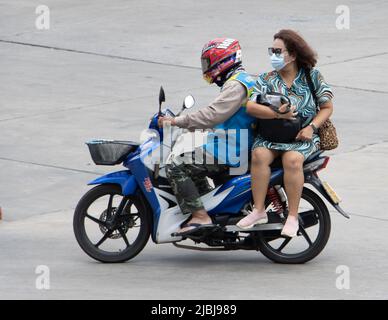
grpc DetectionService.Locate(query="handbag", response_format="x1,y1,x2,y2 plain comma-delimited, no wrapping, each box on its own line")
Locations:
256,92,307,143
304,69,339,150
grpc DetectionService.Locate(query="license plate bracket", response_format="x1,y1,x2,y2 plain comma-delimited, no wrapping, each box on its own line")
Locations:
322,181,342,204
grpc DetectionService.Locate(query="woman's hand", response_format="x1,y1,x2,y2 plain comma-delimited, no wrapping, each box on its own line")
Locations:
295,125,314,141
278,104,298,120
158,116,176,128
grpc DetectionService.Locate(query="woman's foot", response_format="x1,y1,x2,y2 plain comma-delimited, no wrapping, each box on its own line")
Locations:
237,207,268,229
281,215,299,237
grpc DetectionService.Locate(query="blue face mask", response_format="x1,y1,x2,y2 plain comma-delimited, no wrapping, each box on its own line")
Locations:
270,53,286,71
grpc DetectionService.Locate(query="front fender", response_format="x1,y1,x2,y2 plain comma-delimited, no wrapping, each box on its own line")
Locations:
88,170,138,195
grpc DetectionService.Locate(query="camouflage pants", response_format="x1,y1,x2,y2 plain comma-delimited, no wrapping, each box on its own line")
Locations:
165,151,228,215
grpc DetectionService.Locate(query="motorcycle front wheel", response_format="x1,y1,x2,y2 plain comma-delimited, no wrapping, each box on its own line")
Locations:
73,184,151,263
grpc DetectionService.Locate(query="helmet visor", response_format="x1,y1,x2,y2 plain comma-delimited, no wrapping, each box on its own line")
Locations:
201,57,211,73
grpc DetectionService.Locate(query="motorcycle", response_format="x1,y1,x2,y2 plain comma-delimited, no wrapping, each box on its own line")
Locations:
73,87,349,264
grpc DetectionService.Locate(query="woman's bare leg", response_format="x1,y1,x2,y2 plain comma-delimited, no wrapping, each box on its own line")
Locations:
281,151,305,236
237,147,279,228
251,148,279,211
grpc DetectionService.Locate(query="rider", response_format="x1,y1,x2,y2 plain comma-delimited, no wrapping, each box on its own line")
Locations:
158,38,256,235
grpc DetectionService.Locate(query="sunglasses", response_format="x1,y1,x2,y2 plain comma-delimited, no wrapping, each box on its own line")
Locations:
268,47,287,56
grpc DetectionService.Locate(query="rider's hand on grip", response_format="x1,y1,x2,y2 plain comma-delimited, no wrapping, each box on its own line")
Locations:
158,116,175,128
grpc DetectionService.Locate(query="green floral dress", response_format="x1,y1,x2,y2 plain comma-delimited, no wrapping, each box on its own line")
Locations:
251,68,334,159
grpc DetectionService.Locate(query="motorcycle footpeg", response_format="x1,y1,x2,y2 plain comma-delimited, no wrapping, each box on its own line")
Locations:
226,223,284,232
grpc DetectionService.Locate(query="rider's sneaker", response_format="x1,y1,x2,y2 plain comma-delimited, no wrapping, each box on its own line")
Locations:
281,215,299,237
237,208,268,229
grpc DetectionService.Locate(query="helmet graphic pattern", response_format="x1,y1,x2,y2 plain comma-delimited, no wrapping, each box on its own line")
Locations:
201,38,242,83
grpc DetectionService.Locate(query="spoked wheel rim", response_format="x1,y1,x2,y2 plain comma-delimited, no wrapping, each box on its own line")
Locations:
81,191,144,255
258,187,331,263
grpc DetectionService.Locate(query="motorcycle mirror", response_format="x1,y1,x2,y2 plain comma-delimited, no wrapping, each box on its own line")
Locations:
158,86,165,116
183,95,195,110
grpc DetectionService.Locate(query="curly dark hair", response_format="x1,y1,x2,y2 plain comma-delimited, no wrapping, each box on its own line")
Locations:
274,29,317,70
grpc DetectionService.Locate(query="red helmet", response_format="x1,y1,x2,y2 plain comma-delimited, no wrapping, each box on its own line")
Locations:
201,38,242,84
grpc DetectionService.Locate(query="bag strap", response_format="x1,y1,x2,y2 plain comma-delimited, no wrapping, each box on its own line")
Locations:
304,68,319,110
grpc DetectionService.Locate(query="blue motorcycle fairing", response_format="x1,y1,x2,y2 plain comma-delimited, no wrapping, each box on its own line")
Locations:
209,168,284,214
87,136,162,242
125,139,162,240
88,170,138,196
209,174,251,214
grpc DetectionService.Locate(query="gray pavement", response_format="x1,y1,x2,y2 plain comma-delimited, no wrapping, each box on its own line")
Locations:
1,0,388,299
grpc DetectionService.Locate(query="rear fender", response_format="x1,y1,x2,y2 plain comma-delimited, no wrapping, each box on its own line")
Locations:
305,172,350,219
88,170,138,196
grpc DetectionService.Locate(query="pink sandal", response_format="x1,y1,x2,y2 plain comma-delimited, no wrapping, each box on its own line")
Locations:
281,215,299,237
237,208,268,229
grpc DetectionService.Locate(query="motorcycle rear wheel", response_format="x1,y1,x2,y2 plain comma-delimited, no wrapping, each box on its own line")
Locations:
257,187,331,264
